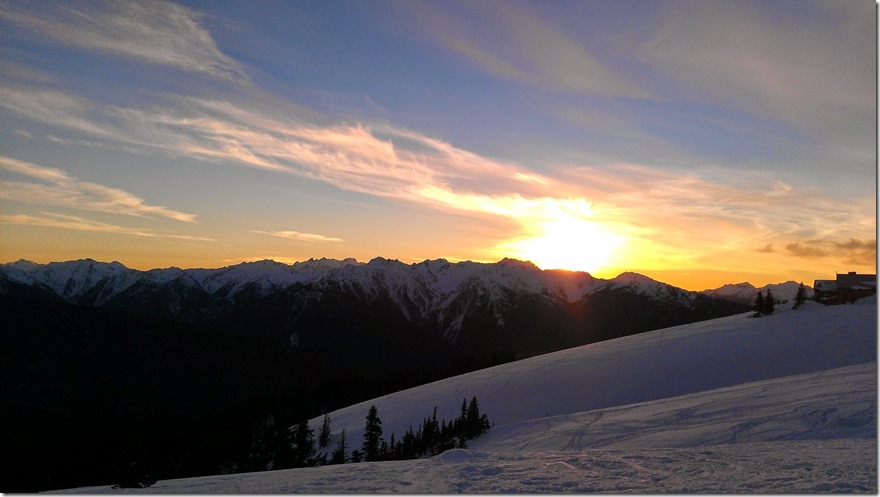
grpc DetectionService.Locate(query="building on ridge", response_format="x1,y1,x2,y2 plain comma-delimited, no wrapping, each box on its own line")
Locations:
813,272,876,304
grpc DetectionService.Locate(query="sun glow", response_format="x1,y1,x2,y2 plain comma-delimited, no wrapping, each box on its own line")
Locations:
502,215,624,274
417,186,625,274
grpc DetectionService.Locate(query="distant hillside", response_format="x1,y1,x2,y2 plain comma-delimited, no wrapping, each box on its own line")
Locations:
702,280,812,305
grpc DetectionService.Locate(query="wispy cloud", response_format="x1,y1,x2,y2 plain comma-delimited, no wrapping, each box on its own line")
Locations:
0,88,540,200
1,81,872,275
785,238,876,267
2,0,247,82
0,156,198,222
0,87,115,139
0,212,212,241
785,242,830,259
254,230,344,244
555,162,876,271
756,243,775,254
641,1,874,151
406,1,647,98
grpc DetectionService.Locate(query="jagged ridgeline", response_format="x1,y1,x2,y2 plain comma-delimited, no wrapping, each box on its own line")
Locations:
0,257,752,357
0,257,748,491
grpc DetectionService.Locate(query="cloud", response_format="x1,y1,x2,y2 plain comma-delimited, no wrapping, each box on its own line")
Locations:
2,84,873,275
254,230,344,244
641,1,874,150
833,238,877,266
0,87,116,139
756,243,775,253
2,0,247,82
0,156,198,222
0,213,212,241
785,242,830,259
406,1,647,98
833,238,877,252
784,238,876,266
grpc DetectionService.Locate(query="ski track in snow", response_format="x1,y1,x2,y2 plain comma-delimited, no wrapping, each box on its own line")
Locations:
55,440,875,494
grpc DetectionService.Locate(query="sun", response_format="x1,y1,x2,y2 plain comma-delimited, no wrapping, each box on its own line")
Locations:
502,215,624,274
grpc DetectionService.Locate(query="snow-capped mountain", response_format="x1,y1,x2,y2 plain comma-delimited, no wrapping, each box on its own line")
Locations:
0,257,727,316
703,280,812,305
0,256,757,363
4,257,868,493
2,257,761,370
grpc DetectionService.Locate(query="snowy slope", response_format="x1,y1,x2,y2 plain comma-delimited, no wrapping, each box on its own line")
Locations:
53,299,877,493
308,301,875,442
56,369,875,493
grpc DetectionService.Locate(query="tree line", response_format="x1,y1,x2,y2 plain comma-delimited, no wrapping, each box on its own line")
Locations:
345,396,492,463
214,395,491,480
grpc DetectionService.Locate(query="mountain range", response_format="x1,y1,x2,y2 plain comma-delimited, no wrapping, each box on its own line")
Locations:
0,256,811,362
0,256,809,308
0,256,811,491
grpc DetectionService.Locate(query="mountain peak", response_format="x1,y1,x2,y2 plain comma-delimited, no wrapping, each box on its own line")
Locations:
497,258,539,271
610,271,663,286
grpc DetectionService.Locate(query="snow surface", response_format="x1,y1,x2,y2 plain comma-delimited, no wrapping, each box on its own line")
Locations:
50,301,877,493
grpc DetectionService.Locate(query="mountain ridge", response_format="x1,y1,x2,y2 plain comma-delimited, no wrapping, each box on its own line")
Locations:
0,255,754,361
0,256,808,305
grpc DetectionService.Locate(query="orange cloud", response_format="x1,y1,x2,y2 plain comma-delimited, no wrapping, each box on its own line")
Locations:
0,156,198,222
254,230,344,244
0,213,212,241
785,242,830,259
2,86,873,282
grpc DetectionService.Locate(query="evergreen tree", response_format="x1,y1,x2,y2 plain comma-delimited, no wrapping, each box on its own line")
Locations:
388,433,398,460
271,424,296,470
762,289,775,315
362,405,384,461
753,291,765,317
793,282,808,309
319,413,332,448
458,399,468,428
466,396,483,438
400,427,417,459
422,407,440,455
245,413,276,471
350,450,362,463
329,429,348,465
292,419,316,467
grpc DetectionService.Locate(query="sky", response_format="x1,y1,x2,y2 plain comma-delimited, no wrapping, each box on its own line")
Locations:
0,0,875,291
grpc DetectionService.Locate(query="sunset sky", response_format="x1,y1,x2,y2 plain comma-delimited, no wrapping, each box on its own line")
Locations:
0,0,875,290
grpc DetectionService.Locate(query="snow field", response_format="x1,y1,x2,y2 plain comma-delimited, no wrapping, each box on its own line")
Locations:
310,301,875,446
56,439,874,494
49,301,877,493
